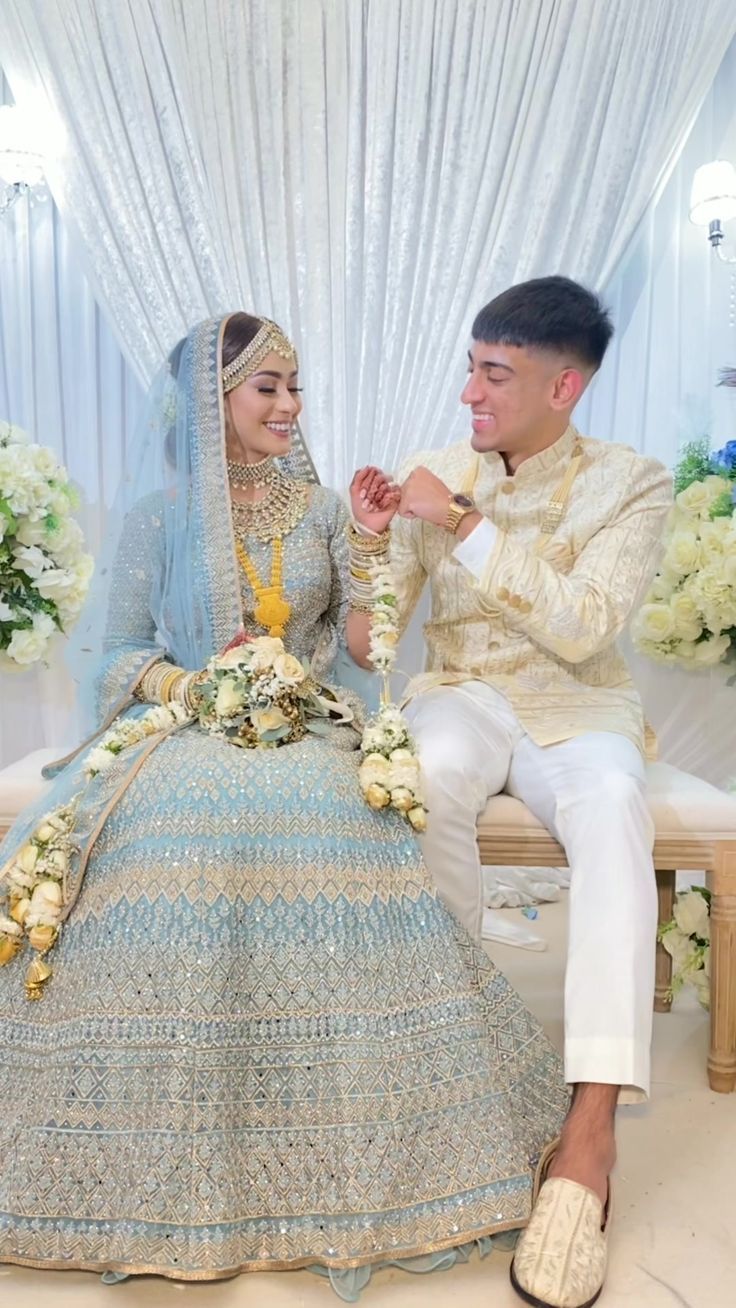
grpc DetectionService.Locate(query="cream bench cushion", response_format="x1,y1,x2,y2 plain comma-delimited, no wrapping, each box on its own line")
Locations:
477,761,736,869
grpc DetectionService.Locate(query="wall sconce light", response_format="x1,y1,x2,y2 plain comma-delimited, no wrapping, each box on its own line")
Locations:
689,160,736,264
0,104,48,216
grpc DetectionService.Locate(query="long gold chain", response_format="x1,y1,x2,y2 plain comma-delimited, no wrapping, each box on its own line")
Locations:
235,538,291,638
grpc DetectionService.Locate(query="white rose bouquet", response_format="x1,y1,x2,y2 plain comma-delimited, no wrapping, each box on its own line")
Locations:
659,886,711,1009
633,430,736,669
0,420,93,669
195,635,350,747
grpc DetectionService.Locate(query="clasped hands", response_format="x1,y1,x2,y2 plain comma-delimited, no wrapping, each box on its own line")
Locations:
349,465,457,535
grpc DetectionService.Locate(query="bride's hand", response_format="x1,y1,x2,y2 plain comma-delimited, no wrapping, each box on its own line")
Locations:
350,467,401,535
218,628,253,657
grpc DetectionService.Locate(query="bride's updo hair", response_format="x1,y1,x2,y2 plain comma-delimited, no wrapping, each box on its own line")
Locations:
221,313,264,371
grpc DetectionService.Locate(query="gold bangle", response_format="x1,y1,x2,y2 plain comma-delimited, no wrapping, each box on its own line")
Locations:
160,669,184,704
346,523,391,554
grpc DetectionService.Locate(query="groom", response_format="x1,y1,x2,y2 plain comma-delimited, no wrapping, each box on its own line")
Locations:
349,275,672,1308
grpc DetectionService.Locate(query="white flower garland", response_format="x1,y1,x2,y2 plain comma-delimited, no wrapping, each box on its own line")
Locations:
0,701,189,997
358,559,427,832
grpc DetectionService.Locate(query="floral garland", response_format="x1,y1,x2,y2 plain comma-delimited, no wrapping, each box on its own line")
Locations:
0,701,188,998
358,561,427,832
0,420,93,669
659,885,710,1010
633,436,736,668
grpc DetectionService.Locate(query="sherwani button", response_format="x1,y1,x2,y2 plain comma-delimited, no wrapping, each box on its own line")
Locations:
519,600,532,614
496,587,510,602
500,482,514,495
508,594,522,608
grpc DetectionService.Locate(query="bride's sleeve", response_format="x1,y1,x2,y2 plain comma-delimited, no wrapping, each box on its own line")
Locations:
94,498,166,720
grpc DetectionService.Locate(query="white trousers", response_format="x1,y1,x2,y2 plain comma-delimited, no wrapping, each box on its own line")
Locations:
404,682,657,1099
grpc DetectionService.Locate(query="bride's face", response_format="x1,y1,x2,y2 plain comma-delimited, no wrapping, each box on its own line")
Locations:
225,351,303,463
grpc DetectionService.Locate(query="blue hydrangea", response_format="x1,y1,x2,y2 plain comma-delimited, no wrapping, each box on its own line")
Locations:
710,439,736,474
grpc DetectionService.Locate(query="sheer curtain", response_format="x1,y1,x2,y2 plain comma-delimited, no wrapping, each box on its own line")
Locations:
0,72,145,767
575,37,736,787
2,0,735,487
3,6,736,771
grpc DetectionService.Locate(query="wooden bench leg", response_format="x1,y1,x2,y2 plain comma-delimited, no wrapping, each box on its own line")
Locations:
707,843,736,1093
654,869,676,1014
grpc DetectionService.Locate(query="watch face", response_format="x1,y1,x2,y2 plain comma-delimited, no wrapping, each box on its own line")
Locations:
453,494,474,508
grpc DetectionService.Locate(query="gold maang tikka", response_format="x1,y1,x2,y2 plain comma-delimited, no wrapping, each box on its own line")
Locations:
221,318,298,393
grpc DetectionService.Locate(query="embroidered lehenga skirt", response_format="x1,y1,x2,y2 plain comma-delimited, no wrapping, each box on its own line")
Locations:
0,724,567,1283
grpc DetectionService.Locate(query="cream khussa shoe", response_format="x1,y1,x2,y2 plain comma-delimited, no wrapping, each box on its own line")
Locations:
509,1138,610,1308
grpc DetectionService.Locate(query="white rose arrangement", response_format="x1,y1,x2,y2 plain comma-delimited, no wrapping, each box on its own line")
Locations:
0,421,93,669
358,563,427,831
659,886,711,1010
633,437,736,668
196,635,350,747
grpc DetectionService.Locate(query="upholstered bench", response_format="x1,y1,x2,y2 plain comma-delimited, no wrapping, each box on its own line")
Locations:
2,752,735,1092
478,761,736,1094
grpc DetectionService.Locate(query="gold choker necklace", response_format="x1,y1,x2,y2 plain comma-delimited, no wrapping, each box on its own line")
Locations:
226,456,279,488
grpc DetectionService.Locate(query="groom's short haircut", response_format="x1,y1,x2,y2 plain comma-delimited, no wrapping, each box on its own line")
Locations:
472,275,613,372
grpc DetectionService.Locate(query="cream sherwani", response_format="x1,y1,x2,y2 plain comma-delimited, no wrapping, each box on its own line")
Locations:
392,426,672,1098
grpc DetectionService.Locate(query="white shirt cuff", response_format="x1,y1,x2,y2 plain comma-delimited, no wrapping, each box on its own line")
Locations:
452,517,498,579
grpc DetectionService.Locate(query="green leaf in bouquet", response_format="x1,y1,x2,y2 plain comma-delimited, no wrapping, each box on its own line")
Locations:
258,725,292,743
304,719,332,736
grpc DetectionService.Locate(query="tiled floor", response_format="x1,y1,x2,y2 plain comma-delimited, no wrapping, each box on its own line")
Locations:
1,900,733,1308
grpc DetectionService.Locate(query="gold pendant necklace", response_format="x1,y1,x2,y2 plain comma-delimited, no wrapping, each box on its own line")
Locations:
235,537,291,637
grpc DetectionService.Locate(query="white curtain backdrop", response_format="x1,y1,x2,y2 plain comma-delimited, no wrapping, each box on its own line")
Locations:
0,71,145,767
2,6,736,778
2,0,735,491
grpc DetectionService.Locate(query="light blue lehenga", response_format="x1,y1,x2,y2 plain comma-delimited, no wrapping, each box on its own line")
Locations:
0,319,568,1296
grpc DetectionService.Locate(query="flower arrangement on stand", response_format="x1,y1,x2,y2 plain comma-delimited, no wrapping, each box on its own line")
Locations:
0,421,94,669
659,885,711,1009
633,433,736,668
358,561,427,832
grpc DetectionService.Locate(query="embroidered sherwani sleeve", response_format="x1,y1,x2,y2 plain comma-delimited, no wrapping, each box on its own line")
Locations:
455,459,672,664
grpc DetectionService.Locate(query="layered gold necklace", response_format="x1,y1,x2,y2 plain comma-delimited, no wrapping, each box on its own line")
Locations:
228,456,310,638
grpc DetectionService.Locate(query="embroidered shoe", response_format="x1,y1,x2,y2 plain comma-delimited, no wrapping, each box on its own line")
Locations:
509,1139,610,1308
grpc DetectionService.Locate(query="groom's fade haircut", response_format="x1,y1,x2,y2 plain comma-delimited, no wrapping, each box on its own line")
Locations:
472,275,613,373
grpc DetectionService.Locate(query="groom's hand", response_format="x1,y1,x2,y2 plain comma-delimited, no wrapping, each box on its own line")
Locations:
350,466,401,534
398,466,452,527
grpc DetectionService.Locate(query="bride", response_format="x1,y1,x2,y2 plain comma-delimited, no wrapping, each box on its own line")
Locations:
0,313,567,1296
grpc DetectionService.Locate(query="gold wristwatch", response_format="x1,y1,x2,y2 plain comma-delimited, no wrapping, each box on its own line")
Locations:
445,492,476,534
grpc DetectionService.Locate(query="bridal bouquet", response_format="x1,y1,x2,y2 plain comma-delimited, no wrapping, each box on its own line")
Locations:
659,885,711,1009
196,635,347,747
0,420,93,669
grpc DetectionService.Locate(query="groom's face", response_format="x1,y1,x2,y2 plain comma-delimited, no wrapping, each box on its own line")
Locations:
461,340,581,455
